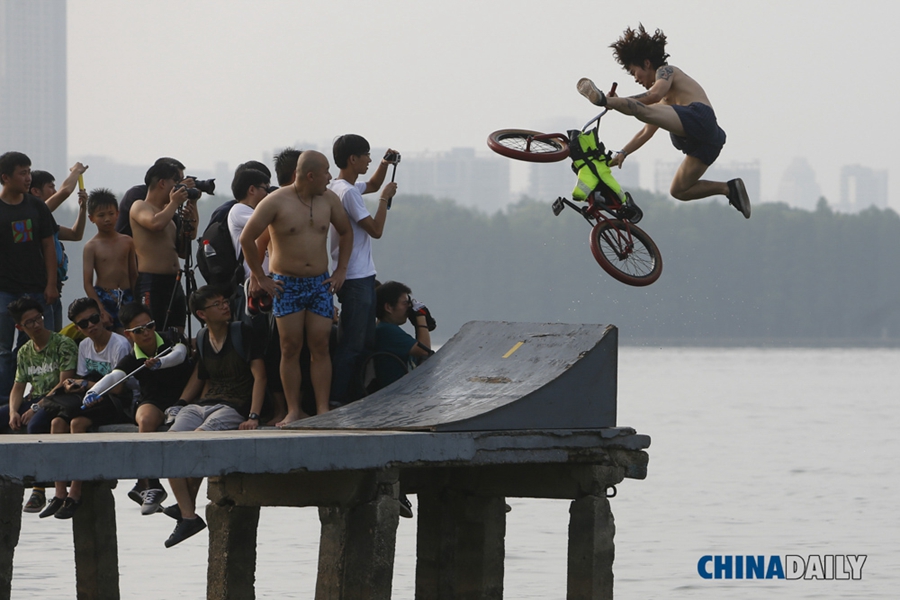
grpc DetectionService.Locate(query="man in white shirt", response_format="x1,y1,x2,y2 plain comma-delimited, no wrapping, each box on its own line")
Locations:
327,135,398,406
227,168,271,282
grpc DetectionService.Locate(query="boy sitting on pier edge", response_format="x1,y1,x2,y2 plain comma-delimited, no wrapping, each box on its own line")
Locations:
161,285,267,547
83,302,193,515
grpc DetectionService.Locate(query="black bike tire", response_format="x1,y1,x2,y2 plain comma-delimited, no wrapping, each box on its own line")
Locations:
589,220,662,286
486,129,570,163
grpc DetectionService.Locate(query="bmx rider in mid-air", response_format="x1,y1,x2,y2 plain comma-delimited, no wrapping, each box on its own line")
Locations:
577,24,751,219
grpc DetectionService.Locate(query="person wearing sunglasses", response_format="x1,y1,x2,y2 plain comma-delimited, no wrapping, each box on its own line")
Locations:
83,302,193,516
37,297,135,520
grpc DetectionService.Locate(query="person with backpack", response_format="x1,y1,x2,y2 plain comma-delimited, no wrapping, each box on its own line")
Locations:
196,167,270,295
160,285,266,547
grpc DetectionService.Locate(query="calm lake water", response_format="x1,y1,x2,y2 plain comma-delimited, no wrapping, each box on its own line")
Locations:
10,347,899,599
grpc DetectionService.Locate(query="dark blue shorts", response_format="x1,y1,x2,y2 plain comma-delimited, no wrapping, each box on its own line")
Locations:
669,102,726,166
271,272,334,319
94,286,133,329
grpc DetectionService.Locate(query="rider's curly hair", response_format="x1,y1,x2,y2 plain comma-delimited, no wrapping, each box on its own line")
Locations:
610,24,670,70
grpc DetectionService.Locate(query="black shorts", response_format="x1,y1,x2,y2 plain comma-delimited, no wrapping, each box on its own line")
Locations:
669,102,727,166
136,272,186,330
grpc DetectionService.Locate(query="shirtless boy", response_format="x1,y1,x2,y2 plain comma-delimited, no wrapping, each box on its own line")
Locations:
83,189,138,332
240,150,353,425
577,24,751,218
130,161,198,333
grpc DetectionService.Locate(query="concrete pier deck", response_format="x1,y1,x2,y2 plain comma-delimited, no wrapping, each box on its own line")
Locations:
0,321,650,599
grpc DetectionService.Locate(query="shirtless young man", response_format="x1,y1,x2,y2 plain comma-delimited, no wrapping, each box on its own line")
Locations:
240,150,353,426
83,189,138,332
130,161,198,334
577,24,751,218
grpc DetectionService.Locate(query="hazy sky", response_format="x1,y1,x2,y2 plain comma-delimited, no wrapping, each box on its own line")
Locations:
68,0,899,207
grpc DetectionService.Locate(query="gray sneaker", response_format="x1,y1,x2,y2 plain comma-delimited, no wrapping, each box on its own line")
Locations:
577,78,607,106
141,488,168,515
727,178,751,219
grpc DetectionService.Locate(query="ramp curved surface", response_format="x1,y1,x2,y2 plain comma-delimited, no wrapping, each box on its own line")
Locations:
293,321,617,432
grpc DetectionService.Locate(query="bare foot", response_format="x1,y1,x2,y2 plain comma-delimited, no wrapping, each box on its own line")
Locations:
577,78,606,106
266,412,287,427
275,411,310,428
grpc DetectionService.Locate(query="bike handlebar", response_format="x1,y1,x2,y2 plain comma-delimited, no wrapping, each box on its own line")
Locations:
581,82,618,132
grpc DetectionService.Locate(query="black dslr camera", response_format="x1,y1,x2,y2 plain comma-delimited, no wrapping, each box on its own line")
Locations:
175,185,202,201
408,299,436,332
175,177,216,201
189,177,216,195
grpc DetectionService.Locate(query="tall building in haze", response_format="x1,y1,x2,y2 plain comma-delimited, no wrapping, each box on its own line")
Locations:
0,0,67,175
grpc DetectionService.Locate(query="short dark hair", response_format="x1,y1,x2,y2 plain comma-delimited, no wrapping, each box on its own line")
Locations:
155,156,185,171
68,297,99,322
376,280,411,320
333,135,370,169
235,160,271,180
29,170,54,192
274,147,302,186
118,302,152,328
231,168,270,201
87,188,119,215
0,151,31,183
144,161,182,188
189,285,225,321
610,24,670,71
8,296,43,324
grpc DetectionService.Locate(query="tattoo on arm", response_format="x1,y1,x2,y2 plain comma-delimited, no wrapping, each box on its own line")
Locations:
656,66,674,81
629,92,650,100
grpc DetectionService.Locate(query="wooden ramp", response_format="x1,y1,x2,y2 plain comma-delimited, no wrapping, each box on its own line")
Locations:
295,321,618,432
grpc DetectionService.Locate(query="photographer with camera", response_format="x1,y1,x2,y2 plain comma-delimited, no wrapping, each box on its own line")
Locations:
129,161,199,335
116,157,214,237
373,280,435,390
328,135,400,407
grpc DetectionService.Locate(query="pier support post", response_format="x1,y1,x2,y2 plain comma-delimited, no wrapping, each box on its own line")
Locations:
207,501,261,600
566,494,615,600
0,479,24,600
73,481,120,600
415,489,506,600
315,469,400,600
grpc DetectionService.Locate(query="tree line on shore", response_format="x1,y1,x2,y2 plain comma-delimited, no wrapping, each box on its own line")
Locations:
371,190,900,346
58,188,900,347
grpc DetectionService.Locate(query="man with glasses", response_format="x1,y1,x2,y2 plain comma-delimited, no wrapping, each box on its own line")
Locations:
84,302,193,514
0,297,76,434
160,285,266,547
0,297,77,513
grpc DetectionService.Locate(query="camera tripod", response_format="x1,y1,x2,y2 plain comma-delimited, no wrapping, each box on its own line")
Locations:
161,208,198,338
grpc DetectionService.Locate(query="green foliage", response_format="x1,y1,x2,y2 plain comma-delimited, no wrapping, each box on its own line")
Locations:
374,192,900,346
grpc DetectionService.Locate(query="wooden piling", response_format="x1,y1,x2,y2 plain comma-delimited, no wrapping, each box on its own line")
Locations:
72,481,120,600
0,479,23,600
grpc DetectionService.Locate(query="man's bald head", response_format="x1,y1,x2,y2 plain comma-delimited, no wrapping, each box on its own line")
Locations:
295,150,329,179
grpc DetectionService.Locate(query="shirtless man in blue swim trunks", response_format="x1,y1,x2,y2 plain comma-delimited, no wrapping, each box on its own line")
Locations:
577,24,751,219
239,151,353,426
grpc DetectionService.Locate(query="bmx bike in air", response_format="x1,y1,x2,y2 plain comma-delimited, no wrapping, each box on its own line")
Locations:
487,89,663,286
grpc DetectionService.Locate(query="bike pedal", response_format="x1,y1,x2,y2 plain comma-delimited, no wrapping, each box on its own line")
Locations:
552,198,565,216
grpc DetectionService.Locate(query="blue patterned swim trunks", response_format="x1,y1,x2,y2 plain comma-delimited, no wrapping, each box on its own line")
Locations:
94,286,134,329
271,272,334,319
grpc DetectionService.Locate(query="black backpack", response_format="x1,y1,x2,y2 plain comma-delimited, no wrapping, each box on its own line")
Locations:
196,201,243,289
